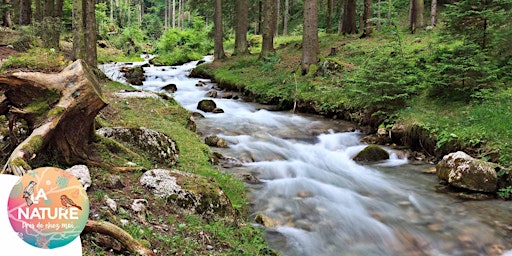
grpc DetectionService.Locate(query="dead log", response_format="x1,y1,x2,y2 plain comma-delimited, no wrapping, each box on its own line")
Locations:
0,60,107,176
83,220,157,256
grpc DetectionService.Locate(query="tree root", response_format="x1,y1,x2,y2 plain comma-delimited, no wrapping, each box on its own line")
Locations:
83,220,157,256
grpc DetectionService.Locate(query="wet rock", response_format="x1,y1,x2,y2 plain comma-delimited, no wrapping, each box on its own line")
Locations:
162,83,177,93
221,92,234,99
197,99,217,112
212,107,224,113
66,165,91,190
97,127,179,166
353,145,390,163
296,190,313,198
191,112,205,119
254,213,282,227
206,90,218,98
120,66,145,85
204,135,228,148
140,169,234,218
436,151,497,193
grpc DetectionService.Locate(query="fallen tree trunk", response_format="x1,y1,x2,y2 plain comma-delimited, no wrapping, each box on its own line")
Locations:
83,220,157,256
0,60,107,176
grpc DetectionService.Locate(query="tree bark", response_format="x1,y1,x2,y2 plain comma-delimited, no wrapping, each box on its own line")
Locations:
0,60,107,176
409,0,424,33
260,0,276,59
85,0,97,67
282,0,289,35
430,0,437,26
213,0,226,60
361,0,373,37
326,0,334,33
72,0,86,60
341,0,357,34
301,0,319,75
2,0,12,27
234,0,249,55
19,0,32,25
83,220,156,256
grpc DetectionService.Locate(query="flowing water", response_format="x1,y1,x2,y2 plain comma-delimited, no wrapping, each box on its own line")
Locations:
100,57,512,256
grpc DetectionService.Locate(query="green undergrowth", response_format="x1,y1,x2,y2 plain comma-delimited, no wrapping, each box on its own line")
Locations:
195,30,511,167
88,80,274,255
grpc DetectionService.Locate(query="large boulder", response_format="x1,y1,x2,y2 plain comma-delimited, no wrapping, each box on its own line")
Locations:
353,145,390,163
436,151,497,193
197,99,217,112
139,169,234,218
97,127,179,166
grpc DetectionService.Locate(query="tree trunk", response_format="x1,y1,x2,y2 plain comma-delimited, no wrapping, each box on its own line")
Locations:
213,0,225,60
260,0,276,59
234,0,249,55
85,0,97,67
34,0,42,22
409,0,424,33
0,60,107,176
430,0,437,26
326,0,333,33
301,0,319,75
341,0,357,34
275,0,280,36
2,0,12,27
361,0,373,37
19,0,32,25
282,0,288,35
72,0,86,60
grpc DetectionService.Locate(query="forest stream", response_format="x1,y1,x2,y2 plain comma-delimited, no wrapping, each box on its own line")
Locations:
100,57,512,256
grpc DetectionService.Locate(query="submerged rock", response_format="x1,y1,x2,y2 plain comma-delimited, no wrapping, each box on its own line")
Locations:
97,127,179,166
139,169,234,217
353,145,390,163
436,151,497,193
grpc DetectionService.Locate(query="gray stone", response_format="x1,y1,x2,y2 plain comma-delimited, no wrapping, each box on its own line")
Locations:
66,165,92,191
97,127,179,166
139,169,234,217
353,145,390,163
436,151,497,193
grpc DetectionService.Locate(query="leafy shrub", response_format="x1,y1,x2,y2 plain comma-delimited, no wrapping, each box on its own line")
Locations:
154,16,212,66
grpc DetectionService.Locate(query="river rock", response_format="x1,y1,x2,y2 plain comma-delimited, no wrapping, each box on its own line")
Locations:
97,127,179,166
206,90,218,98
139,169,234,217
436,151,497,193
204,135,228,148
120,66,145,85
162,83,177,93
254,213,282,227
197,99,217,112
353,145,390,163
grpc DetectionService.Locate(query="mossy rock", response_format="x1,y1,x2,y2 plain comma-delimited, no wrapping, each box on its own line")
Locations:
353,145,390,163
121,66,145,85
197,99,217,112
140,169,234,218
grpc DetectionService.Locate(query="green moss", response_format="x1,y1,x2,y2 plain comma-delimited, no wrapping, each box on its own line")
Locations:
25,135,44,154
25,89,60,117
47,106,65,117
10,157,31,170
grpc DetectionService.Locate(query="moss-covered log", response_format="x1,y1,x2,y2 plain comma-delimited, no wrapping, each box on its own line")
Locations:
0,60,107,176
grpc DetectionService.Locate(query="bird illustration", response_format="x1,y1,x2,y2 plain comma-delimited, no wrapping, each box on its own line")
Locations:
60,195,82,210
23,181,37,207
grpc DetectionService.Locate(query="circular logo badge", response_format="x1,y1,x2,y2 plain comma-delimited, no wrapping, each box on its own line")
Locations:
7,167,89,249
